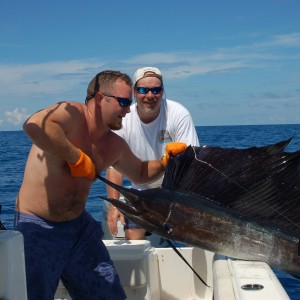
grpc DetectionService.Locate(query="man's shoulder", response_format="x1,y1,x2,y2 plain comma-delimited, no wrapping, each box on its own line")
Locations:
165,99,190,114
53,101,86,115
107,130,129,147
165,98,180,105
57,100,83,106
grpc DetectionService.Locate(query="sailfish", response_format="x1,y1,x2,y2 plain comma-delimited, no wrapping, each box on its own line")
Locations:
98,139,300,276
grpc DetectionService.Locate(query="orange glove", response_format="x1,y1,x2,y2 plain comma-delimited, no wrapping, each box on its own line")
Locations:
161,142,187,168
68,150,96,179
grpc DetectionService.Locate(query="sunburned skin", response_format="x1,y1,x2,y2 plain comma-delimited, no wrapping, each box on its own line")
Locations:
16,81,167,222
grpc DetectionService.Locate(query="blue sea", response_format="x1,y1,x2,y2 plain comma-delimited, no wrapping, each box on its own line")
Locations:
0,124,300,299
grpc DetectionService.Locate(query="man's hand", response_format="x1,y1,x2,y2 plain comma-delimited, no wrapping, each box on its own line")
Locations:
68,150,96,179
161,142,187,167
108,205,125,237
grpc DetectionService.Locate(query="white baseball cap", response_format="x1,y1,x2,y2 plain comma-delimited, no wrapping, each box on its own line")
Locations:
133,67,162,85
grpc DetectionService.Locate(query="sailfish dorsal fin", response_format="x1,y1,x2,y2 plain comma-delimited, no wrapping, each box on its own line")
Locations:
162,139,300,235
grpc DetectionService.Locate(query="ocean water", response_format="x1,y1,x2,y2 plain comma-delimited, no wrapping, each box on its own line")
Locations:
0,124,300,299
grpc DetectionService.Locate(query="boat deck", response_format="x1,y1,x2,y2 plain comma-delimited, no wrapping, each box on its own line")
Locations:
0,230,290,300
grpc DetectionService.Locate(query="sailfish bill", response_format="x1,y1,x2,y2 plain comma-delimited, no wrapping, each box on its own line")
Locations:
98,138,300,277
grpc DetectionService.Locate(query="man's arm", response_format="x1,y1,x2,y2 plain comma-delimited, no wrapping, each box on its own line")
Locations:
113,141,187,185
106,167,123,199
175,115,200,146
24,102,80,162
112,145,164,185
24,102,95,179
106,167,125,236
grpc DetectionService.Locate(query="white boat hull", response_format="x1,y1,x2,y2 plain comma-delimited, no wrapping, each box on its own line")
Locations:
0,230,290,300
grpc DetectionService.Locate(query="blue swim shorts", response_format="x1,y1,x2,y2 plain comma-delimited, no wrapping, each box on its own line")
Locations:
124,217,171,247
15,211,126,300
124,216,143,230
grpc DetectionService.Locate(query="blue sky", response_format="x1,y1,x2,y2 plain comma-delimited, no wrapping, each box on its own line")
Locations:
0,0,299,130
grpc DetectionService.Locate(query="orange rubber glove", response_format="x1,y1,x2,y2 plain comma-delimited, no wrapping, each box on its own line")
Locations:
68,150,96,179
161,142,187,168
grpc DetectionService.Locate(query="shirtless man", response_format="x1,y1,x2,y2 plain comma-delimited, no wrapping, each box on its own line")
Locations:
15,70,186,300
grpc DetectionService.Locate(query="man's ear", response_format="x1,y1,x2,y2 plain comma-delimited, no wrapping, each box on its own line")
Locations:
94,92,103,103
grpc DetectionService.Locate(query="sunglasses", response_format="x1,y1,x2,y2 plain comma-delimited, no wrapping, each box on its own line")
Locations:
135,86,163,95
101,92,132,108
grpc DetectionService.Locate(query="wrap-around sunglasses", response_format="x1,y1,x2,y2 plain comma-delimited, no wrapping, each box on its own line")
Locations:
101,92,132,108
135,86,163,95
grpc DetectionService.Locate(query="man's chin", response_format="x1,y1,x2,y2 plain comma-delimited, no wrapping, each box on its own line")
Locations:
143,103,159,114
109,122,122,131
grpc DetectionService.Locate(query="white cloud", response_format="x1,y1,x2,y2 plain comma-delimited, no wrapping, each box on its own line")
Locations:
268,33,300,47
0,59,104,99
5,108,29,125
0,32,299,129
0,32,299,99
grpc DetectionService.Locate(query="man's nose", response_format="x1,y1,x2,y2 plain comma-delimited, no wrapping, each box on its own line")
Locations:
124,106,131,113
146,90,155,97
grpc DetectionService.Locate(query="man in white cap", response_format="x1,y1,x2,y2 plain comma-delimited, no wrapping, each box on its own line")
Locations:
107,67,199,242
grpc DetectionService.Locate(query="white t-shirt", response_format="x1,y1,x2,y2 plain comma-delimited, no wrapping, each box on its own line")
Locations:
115,99,200,189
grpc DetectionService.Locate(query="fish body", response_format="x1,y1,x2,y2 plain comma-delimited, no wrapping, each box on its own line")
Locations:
98,139,300,276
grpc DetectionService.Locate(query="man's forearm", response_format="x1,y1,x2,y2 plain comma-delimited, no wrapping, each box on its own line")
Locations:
106,167,123,199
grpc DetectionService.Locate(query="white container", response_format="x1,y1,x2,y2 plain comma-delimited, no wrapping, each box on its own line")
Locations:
103,240,160,300
0,230,27,300
213,254,290,300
